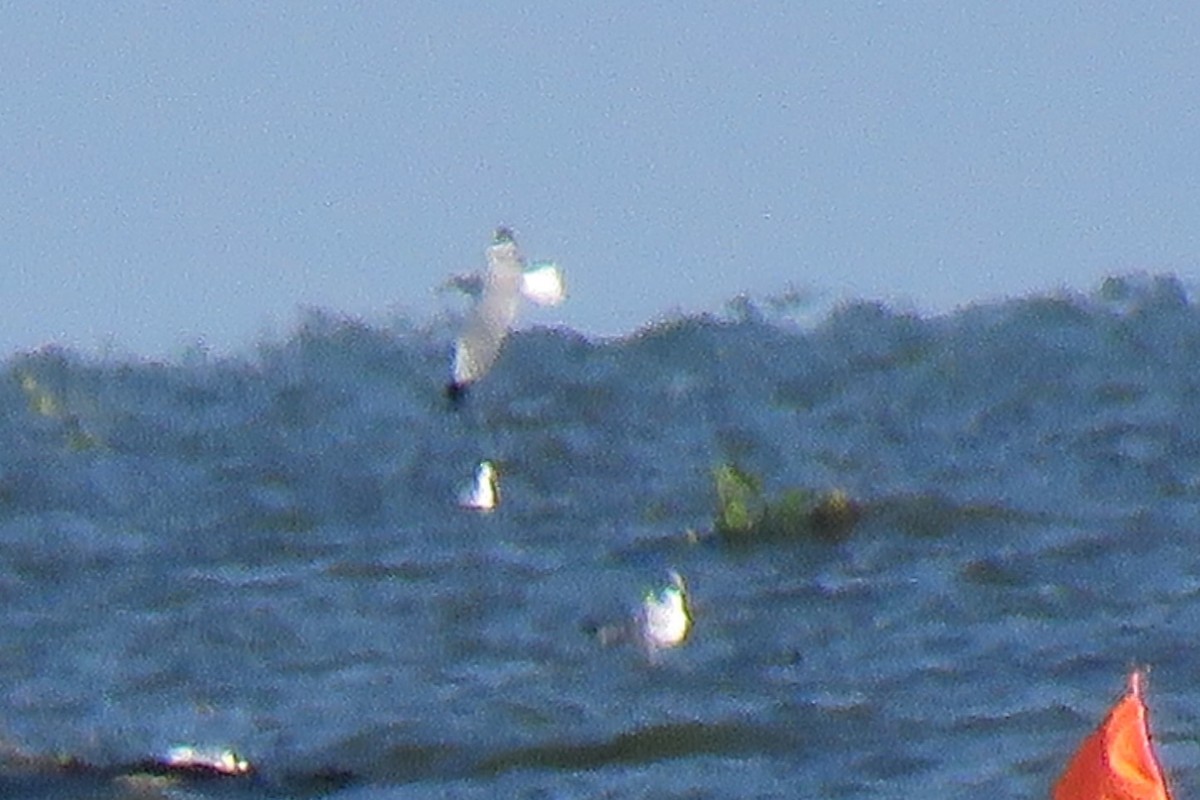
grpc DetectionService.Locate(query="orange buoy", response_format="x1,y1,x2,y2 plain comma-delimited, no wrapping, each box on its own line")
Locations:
1053,671,1172,800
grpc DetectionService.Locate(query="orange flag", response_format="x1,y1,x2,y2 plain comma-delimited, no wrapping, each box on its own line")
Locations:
1053,671,1172,800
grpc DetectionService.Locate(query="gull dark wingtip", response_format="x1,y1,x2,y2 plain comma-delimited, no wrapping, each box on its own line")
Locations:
444,380,469,406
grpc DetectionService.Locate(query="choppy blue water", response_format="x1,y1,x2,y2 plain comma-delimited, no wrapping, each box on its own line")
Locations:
2,274,1199,799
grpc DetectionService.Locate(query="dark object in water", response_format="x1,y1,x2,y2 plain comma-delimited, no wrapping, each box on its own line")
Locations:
122,758,251,780
803,491,861,541
0,746,365,795
124,747,253,780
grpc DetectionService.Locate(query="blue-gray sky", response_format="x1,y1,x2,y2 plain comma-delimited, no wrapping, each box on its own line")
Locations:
3,3,1198,356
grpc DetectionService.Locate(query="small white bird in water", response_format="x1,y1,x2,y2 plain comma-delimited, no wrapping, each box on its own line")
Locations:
458,460,499,511
640,570,692,650
590,570,693,654
445,227,565,403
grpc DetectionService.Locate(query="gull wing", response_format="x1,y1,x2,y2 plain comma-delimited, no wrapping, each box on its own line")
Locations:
521,261,566,306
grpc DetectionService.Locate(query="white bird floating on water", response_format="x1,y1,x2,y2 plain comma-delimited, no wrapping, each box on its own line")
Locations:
592,570,693,654
458,460,499,511
445,227,565,403
640,570,693,650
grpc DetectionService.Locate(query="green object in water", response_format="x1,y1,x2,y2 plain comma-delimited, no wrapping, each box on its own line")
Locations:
713,463,764,539
713,463,860,543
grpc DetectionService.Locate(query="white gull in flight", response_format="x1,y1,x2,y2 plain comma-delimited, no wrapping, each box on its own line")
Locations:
445,227,565,403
